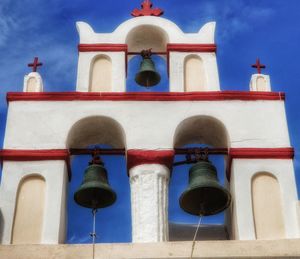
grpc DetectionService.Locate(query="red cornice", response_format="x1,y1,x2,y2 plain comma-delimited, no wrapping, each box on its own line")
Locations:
0,149,72,180
78,44,128,52
226,147,294,180
127,150,175,172
7,91,285,102
167,44,217,53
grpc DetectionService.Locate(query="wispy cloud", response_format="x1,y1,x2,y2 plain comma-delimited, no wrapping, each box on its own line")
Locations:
174,0,276,42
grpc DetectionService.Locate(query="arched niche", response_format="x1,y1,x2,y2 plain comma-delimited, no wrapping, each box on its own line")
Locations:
256,76,267,91
251,172,285,240
89,55,112,92
126,25,169,53
11,175,46,244
66,116,126,149
173,115,229,148
184,55,207,92
27,77,38,92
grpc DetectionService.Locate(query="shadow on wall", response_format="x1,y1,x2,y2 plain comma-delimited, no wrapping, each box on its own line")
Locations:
0,210,3,243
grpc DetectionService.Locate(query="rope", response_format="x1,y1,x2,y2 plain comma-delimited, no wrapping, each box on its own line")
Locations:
189,213,203,259
90,209,97,259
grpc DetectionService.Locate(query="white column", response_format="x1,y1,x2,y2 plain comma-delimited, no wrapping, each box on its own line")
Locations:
129,164,170,243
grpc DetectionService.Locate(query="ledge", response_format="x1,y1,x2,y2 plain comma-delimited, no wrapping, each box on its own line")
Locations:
1,240,300,259
6,91,285,102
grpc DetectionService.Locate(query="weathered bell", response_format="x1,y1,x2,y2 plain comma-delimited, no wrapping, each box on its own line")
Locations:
135,50,161,87
74,156,117,209
179,160,231,216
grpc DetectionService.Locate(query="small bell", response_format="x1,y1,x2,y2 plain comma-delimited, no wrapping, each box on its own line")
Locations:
74,155,117,209
135,49,161,87
179,159,231,216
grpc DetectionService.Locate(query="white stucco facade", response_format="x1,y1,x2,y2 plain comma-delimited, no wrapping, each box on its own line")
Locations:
76,17,219,92
3,100,290,150
0,12,299,256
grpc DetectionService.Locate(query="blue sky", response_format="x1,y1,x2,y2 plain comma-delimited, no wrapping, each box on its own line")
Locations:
0,0,300,243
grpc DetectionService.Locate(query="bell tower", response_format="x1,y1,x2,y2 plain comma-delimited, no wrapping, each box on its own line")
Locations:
0,1,300,258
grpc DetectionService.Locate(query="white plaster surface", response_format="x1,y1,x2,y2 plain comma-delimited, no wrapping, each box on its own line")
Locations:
76,18,216,44
23,72,43,92
230,159,299,240
76,18,217,92
129,164,169,242
1,240,300,259
0,161,68,244
250,74,271,92
4,100,290,150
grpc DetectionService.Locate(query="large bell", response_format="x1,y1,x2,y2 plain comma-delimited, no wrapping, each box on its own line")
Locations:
74,156,117,209
135,49,161,87
179,160,231,216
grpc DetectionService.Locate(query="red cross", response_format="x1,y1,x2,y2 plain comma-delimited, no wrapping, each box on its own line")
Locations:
28,57,43,72
251,58,266,74
131,0,164,17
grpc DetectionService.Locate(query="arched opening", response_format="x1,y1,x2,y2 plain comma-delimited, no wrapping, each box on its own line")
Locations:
126,55,169,92
184,55,207,92
67,116,125,149
126,25,169,53
252,172,285,239
126,25,169,92
89,55,112,92
170,116,230,241
66,116,131,243
256,76,267,91
11,175,46,244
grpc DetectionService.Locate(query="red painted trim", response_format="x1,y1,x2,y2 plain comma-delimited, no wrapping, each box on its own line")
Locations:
167,44,217,53
78,44,128,76
7,91,286,102
78,44,128,52
226,148,294,180
127,150,175,172
0,149,72,181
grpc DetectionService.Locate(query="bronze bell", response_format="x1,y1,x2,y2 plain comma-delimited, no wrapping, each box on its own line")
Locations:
74,156,117,209
135,49,161,87
179,160,231,216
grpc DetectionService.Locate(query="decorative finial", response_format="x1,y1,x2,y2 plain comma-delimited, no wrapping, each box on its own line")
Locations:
28,57,43,72
251,58,266,74
131,0,164,17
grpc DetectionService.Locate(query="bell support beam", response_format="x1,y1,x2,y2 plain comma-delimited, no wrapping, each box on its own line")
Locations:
127,150,174,242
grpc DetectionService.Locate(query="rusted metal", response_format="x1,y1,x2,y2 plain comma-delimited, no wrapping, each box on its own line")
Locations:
69,148,228,157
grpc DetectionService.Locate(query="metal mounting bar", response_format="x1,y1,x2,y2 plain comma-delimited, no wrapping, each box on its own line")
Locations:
69,148,228,156
127,52,167,56
174,148,228,155
69,148,126,156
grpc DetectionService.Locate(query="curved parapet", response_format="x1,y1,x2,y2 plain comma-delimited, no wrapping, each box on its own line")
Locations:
76,16,218,92
76,17,216,44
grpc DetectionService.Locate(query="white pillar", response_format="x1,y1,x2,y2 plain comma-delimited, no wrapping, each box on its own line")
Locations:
129,164,170,243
